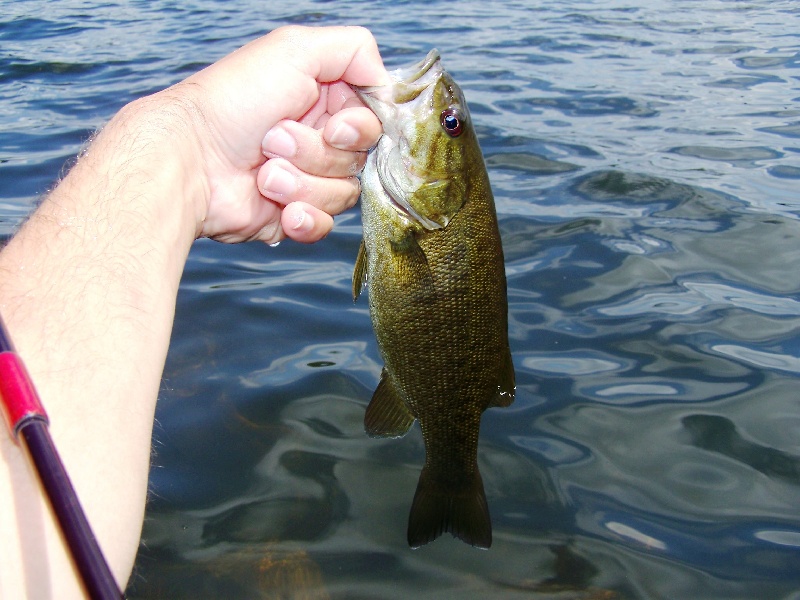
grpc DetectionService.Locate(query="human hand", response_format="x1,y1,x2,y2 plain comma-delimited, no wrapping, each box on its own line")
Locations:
170,25,388,244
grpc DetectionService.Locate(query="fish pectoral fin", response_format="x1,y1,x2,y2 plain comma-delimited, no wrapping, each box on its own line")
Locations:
389,231,436,298
490,346,516,408
352,240,368,302
407,465,492,549
364,370,416,438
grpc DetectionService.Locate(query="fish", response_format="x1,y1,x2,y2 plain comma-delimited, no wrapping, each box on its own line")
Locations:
351,49,515,549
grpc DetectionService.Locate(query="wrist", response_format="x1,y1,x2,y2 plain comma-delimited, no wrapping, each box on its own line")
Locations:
80,91,209,244
1,92,206,349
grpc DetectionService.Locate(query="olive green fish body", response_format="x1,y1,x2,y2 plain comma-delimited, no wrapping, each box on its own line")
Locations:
352,50,514,549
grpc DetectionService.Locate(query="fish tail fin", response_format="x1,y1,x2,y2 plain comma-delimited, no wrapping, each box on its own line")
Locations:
407,465,492,549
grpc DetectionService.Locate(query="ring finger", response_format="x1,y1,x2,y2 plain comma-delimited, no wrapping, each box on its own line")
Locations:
257,157,361,214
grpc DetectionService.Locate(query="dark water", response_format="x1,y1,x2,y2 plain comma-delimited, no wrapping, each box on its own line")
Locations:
2,1,800,598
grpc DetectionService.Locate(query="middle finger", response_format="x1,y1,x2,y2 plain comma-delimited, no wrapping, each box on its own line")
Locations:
262,119,367,178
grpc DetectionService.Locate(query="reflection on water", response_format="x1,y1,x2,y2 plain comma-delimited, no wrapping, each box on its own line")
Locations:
683,414,800,483
2,1,800,598
134,545,331,599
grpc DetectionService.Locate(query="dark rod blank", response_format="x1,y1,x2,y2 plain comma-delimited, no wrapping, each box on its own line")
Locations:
18,419,123,599
0,315,123,599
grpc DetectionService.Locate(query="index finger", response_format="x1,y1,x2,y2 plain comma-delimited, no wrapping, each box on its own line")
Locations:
273,25,391,86
187,25,389,130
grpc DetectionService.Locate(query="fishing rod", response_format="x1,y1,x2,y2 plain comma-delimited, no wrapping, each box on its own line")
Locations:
0,314,123,599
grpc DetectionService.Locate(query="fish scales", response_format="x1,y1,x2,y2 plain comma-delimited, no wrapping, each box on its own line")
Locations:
352,49,515,549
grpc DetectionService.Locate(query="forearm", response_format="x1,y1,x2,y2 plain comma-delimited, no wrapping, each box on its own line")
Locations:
0,94,201,597
0,24,387,597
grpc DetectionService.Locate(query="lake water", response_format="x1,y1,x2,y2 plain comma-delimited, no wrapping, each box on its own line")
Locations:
2,1,799,598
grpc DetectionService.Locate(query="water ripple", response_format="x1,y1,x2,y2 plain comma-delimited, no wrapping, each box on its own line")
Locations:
598,280,800,318
3,1,800,598
520,351,627,376
710,344,800,375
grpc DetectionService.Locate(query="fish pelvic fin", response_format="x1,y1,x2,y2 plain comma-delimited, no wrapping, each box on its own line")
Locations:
490,346,516,408
364,369,415,438
407,465,492,549
352,240,368,302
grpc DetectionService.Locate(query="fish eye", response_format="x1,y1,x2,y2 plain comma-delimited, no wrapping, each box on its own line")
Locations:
440,109,463,137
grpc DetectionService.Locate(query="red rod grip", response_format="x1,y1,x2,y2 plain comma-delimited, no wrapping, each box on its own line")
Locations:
0,351,48,438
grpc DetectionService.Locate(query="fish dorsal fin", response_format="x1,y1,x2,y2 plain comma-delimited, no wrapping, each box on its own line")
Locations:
352,240,368,302
490,346,515,408
365,369,416,438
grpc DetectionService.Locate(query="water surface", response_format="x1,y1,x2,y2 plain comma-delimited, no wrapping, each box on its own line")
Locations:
2,1,799,598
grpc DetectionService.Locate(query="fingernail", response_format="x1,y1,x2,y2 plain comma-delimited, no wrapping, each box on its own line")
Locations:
291,208,314,232
328,121,359,149
261,165,296,197
262,126,297,158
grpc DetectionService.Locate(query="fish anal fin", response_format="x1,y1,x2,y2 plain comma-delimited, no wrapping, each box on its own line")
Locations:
352,240,368,302
364,370,415,438
407,466,492,549
490,346,516,408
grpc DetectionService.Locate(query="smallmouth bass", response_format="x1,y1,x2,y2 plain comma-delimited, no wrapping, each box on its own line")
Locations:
352,50,515,549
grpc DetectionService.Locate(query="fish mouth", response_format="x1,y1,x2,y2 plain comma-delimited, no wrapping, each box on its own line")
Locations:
352,49,442,116
388,48,441,90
